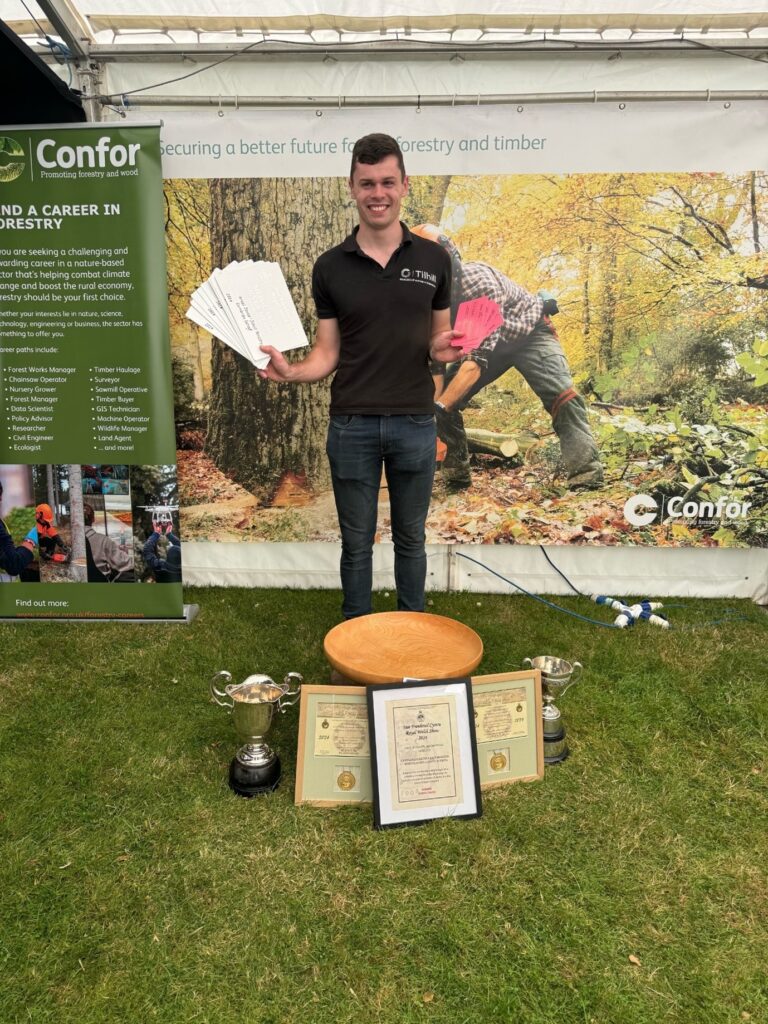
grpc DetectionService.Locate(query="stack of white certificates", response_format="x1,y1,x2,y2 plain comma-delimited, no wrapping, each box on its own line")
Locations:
186,260,309,370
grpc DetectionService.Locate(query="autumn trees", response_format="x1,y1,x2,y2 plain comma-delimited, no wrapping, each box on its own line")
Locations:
448,171,767,405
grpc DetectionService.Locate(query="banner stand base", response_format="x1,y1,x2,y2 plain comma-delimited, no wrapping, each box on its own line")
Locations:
2,604,200,625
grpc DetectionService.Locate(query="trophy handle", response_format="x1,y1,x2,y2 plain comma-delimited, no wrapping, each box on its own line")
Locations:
522,657,533,669
278,672,303,711
209,670,234,709
558,662,583,700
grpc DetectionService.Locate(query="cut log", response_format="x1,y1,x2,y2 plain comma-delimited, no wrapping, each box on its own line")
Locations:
464,428,536,459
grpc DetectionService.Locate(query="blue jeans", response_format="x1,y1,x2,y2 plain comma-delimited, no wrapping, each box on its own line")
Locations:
441,320,601,482
326,414,437,619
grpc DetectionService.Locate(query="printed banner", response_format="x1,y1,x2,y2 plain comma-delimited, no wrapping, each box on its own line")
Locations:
157,104,767,554
0,123,183,619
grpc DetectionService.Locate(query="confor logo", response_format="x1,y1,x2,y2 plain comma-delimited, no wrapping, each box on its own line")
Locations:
623,494,658,527
0,137,25,183
623,492,751,527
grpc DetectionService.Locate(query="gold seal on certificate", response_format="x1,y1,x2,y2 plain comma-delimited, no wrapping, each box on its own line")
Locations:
336,769,357,791
489,751,508,772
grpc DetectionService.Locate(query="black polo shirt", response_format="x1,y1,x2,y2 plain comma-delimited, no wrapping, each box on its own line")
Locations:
312,223,451,415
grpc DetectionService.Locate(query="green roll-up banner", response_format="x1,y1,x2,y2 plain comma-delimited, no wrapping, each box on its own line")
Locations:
0,123,183,619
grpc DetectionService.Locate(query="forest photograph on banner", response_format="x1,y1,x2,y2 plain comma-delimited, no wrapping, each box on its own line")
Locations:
166,138,768,550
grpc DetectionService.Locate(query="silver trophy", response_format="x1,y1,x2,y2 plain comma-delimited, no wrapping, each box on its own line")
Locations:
210,670,302,796
523,656,582,765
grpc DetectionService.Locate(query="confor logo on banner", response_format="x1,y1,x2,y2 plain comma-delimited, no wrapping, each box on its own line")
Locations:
0,137,25,182
623,493,751,528
35,135,141,172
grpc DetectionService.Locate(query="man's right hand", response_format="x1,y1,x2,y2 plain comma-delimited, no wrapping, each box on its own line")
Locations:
257,320,341,384
257,347,295,381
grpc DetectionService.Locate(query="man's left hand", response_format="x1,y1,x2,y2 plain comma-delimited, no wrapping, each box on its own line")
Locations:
430,329,464,363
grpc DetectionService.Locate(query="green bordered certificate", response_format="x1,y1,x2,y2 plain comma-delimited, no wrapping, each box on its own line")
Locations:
472,670,544,786
294,685,372,806
294,672,542,806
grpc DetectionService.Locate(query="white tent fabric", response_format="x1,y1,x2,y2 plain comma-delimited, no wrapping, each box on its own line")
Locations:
182,541,768,604
99,54,767,106
3,1,768,40
4,1,765,106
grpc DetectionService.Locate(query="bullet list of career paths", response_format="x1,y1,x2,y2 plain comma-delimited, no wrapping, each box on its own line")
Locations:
2,364,149,455
1,244,150,456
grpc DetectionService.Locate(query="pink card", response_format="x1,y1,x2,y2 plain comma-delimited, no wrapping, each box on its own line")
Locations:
452,297,503,354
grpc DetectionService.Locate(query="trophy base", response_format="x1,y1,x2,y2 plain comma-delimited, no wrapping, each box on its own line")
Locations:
228,755,282,797
543,727,570,765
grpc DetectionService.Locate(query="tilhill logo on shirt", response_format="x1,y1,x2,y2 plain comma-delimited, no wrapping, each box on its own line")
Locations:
400,267,437,286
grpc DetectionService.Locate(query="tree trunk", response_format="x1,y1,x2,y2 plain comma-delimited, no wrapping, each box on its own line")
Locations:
194,331,206,401
596,175,623,373
46,464,55,511
750,171,761,254
206,177,355,493
67,464,87,582
581,239,592,359
403,176,452,228
53,467,62,520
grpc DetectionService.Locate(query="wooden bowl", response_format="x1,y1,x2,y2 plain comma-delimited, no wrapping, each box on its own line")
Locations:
323,611,483,685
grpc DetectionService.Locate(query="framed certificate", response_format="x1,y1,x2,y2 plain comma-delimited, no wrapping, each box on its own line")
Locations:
294,685,372,806
294,674,542,807
472,670,544,786
367,678,482,829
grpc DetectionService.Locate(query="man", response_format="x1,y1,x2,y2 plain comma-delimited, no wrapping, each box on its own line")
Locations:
0,479,36,579
411,225,603,492
258,133,460,619
143,521,181,583
34,504,69,562
83,502,135,582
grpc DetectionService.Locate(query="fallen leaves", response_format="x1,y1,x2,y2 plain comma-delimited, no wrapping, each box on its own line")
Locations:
177,450,254,505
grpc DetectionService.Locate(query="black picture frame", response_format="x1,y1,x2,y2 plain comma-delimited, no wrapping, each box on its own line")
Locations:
366,677,482,830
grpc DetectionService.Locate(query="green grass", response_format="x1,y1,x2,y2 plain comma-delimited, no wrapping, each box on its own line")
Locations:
1,588,766,1024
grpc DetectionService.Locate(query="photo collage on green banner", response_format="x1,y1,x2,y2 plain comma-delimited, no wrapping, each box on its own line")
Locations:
0,124,183,619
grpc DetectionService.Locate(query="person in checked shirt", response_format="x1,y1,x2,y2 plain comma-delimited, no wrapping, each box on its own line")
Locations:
413,225,603,492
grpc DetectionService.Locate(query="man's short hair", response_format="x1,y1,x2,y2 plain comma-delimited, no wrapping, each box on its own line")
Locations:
83,502,94,526
350,133,405,180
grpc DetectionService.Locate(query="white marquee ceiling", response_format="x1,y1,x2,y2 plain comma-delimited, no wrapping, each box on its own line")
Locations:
3,2,768,47
2,2,766,114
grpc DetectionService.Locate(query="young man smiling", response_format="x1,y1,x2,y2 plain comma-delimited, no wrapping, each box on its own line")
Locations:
259,133,460,619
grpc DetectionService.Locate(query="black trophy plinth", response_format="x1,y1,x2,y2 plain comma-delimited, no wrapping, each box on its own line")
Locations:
543,723,569,765
228,755,282,797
